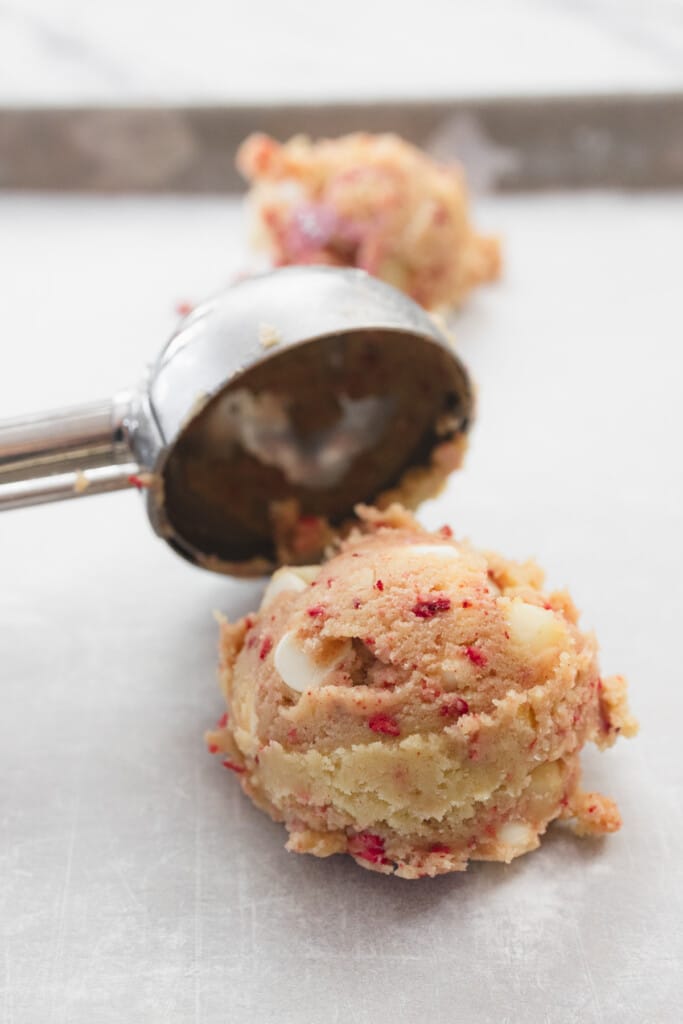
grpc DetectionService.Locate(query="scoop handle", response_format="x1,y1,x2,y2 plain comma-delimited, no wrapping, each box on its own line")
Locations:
0,393,141,510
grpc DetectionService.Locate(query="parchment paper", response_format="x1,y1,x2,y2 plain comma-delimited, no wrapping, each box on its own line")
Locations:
1,192,681,1023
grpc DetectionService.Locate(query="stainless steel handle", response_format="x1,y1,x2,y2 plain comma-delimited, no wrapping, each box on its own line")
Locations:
0,392,141,510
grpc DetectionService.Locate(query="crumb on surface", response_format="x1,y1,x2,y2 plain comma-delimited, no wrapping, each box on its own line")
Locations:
259,321,282,348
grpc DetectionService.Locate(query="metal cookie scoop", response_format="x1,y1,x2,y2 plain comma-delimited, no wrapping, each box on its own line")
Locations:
0,267,473,575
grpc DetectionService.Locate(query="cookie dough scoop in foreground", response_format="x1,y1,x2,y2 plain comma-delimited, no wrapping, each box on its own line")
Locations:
0,267,473,574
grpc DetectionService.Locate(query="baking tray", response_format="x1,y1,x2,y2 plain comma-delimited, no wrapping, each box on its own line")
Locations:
1,91,682,193
1,94,682,1024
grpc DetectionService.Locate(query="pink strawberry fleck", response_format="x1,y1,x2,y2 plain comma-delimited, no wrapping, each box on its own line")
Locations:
298,515,319,527
368,713,400,736
412,596,451,618
465,645,487,667
440,697,469,718
348,832,388,865
127,473,149,491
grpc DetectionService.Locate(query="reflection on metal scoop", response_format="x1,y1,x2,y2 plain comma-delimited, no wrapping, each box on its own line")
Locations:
0,267,473,575
203,388,396,489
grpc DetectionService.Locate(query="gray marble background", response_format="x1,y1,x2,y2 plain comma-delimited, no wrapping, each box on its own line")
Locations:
1,0,682,105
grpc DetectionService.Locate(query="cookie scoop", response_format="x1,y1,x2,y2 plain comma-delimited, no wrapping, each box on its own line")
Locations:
0,267,472,575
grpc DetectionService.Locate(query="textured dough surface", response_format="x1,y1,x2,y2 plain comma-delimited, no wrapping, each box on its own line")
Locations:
237,132,501,310
207,505,637,878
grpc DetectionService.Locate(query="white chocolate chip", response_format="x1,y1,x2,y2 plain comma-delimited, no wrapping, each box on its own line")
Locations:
292,565,321,584
527,761,563,797
261,566,320,608
506,600,566,652
274,631,349,693
352,566,376,590
498,821,536,852
398,544,460,561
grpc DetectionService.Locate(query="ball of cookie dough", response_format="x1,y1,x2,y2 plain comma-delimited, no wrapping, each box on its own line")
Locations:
237,132,501,310
207,506,637,879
